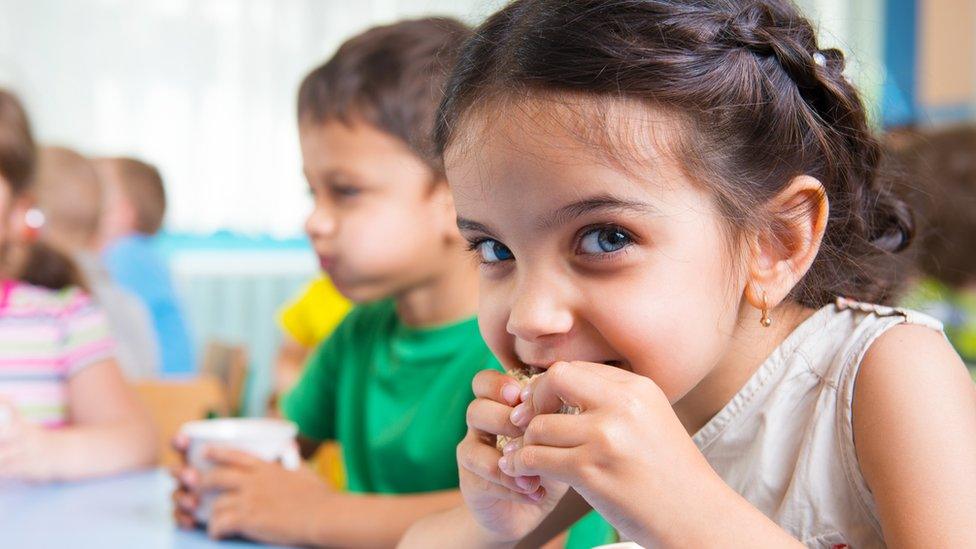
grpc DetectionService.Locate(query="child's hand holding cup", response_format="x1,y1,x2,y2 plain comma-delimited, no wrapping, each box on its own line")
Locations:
173,418,300,525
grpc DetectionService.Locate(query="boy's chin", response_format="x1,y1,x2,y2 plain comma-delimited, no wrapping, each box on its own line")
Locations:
329,278,391,304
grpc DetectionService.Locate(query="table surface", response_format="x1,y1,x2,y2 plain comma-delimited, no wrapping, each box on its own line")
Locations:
0,469,294,549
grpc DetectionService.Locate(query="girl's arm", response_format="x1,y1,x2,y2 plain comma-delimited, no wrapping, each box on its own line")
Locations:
854,324,976,547
51,359,157,479
400,488,589,549
399,504,514,549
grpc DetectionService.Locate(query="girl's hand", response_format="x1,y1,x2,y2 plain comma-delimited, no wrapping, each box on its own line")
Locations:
501,361,724,545
456,369,569,544
0,401,55,481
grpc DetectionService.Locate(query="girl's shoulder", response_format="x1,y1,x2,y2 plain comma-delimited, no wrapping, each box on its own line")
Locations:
1,281,96,319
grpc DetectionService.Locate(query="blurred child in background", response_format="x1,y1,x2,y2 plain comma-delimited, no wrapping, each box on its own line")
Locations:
894,125,976,376
34,146,159,380
0,89,156,480
94,157,195,376
171,18,515,547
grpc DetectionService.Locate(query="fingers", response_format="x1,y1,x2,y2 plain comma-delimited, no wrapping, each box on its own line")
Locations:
171,464,198,490
472,369,523,406
204,447,262,469
207,495,243,539
457,431,542,499
523,361,634,418
499,445,576,482
171,434,189,456
172,487,199,515
466,398,523,439
198,467,247,492
521,413,586,449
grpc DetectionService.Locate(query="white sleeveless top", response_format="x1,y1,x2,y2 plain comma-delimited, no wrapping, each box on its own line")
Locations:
690,298,943,548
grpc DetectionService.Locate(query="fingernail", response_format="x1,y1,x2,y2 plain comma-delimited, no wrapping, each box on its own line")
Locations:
510,403,525,425
528,487,545,502
502,440,518,455
520,385,532,402
501,384,520,405
498,456,509,473
514,476,532,490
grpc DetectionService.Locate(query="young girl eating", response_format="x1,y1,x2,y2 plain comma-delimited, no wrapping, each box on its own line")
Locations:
402,0,976,546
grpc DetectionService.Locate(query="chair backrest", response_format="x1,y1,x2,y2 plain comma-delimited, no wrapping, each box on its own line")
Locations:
200,340,249,416
134,376,227,467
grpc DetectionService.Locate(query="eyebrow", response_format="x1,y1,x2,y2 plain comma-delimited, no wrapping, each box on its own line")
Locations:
456,217,497,236
456,194,656,236
535,194,657,230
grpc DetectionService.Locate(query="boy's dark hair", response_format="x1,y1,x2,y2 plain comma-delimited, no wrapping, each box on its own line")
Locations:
436,0,915,307
297,17,471,178
890,125,976,289
0,89,84,291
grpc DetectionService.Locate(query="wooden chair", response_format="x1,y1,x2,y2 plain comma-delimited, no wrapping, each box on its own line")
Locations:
200,341,249,416
134,376,227,467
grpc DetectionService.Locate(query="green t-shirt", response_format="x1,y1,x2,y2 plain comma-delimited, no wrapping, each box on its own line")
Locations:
282,299,502,493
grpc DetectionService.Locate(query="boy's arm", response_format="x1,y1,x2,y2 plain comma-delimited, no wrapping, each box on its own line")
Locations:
308,489,464,547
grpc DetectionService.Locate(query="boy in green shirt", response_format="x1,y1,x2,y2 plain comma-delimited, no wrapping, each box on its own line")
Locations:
172,18,501,546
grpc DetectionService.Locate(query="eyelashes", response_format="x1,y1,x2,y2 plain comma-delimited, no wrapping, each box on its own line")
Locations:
465,224,638,268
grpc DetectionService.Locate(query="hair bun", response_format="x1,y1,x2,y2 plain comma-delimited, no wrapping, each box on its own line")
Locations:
869,189,915,253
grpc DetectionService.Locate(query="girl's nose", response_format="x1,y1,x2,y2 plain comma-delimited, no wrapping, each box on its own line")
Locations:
505,275,574,342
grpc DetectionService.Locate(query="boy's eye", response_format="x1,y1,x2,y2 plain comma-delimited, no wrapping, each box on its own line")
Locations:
578,227,632,254
476,240,514,263
331,185,361,198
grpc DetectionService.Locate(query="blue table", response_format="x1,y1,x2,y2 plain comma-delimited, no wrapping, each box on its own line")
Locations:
0,469,294,548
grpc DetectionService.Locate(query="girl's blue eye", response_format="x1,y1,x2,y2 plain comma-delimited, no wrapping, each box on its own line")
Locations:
476,240,514,263
579,227,632,254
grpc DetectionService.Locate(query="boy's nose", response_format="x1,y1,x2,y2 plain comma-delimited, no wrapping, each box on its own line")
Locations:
304,207,337,239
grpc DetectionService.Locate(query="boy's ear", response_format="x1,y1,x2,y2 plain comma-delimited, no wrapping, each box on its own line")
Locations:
429,179,462,240
745,175,829,309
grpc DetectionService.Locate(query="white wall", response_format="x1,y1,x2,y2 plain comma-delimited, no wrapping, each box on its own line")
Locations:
0,0,504,237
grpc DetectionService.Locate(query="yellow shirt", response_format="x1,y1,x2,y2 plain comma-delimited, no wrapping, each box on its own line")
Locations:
277,277,352,348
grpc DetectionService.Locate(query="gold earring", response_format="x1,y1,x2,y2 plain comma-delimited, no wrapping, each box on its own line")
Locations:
760,292,772,328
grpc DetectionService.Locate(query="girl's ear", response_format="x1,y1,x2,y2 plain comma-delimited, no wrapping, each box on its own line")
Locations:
745,175,829,310
7,193,35,243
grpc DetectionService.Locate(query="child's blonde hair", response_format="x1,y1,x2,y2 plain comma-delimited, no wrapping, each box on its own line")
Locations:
95,157,167,235
35,146,103,248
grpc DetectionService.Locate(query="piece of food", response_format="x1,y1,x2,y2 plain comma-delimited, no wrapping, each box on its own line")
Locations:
497,367,580,451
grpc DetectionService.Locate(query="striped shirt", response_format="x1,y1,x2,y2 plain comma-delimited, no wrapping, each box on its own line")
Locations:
0,281,115,427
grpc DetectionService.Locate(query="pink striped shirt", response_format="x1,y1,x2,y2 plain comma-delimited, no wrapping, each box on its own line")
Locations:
0,281,115,427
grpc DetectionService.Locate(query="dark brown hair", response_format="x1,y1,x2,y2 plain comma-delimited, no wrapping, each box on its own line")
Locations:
436,0,915,307
889,125,976,289
0,89,84,291
95,157,167,235
298,17,471,178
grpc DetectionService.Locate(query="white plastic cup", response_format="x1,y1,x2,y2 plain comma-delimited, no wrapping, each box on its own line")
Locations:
179,418,300,523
